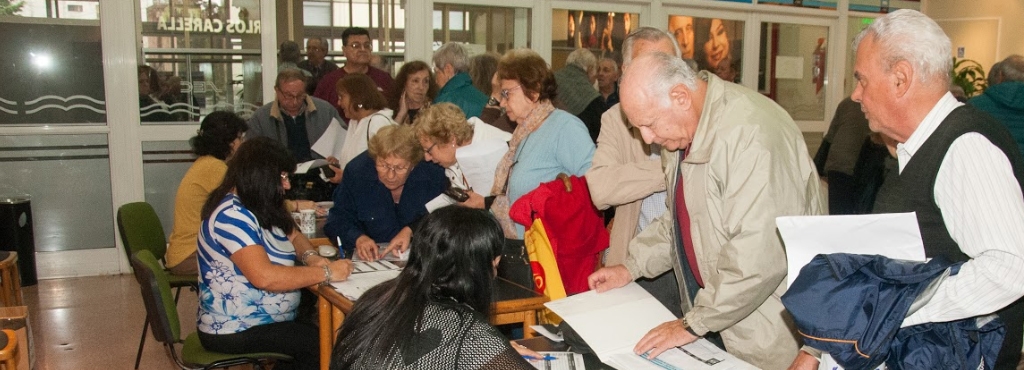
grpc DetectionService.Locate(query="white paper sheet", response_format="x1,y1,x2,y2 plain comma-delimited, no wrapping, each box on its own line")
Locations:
329,269,400,300
455,138,507,195
777,212,926,288
311,117,347,159
527,352,586,370
295,159,329,174
544,283,756,369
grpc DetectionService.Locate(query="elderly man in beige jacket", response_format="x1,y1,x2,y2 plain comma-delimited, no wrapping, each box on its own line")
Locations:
588,52,825,369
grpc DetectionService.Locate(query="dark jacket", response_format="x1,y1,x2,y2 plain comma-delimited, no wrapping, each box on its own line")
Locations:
324,152,447,250
782,253,1003,370
969,81,1024,156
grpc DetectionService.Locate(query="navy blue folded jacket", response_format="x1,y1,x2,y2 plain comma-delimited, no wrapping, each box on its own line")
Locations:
782,253,1004,370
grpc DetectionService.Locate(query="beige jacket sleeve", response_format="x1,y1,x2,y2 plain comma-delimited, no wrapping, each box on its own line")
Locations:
621,208,676,280
586,105,666,210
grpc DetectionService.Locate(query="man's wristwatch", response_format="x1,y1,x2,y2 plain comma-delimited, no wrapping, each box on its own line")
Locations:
681,317,700,337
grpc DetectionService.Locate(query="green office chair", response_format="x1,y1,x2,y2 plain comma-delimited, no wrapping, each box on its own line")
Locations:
131,250,293,370
117,201,199,369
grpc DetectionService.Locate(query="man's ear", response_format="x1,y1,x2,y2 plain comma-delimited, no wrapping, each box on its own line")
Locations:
892,60,913,97
669,83,693,111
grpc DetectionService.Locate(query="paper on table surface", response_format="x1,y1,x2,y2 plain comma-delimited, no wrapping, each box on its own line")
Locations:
777,212,926,288
351,242,410,262
544,283,755,369
527,352,586,370
455,138,507,195
330,269,400,300
311,117,347,159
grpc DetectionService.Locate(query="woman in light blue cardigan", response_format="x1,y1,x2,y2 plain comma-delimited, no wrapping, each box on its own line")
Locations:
490,49,595,238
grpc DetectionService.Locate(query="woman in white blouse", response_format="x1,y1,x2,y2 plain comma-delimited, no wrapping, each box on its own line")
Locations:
413,103,511,210
332,73,397,181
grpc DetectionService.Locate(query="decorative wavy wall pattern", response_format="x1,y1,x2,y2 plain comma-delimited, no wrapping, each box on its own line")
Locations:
0,94,107,115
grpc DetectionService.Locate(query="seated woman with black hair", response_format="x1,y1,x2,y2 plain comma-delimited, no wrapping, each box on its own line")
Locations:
325,125,447,261
197,137,353,370
330,206,536,369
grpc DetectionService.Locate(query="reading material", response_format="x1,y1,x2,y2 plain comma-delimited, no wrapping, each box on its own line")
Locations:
544,283,756,370
330,269,400,300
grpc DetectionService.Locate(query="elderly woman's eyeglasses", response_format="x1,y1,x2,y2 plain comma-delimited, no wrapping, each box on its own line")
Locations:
500,84,522,101
376,162,410,175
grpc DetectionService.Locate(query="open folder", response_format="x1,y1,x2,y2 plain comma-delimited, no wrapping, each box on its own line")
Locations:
544,283,756,370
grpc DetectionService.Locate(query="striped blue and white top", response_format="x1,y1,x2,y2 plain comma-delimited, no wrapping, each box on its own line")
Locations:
196,193,300,335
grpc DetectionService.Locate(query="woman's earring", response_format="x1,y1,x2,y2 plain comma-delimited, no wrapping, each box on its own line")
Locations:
357,103,363,109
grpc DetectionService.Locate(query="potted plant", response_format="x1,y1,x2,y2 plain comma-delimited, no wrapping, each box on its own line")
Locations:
951,57,988,98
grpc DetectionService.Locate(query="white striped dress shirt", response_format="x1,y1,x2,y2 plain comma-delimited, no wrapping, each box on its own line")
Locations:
898,93,1024,327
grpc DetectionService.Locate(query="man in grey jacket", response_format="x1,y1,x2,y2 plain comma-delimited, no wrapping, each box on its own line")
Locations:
588,52,824,369
248,69,343,166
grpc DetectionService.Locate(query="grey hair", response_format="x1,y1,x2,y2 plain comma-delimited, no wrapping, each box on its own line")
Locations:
432,42,471,73
623,52,698,107
622,27,681,67
307,36,330,49
599,57,619,73
566,48,597,72
852,9,951,87
994,55,1024,84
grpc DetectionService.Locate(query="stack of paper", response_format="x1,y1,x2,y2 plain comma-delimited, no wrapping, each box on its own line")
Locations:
330,269,400,300
544,283,756,370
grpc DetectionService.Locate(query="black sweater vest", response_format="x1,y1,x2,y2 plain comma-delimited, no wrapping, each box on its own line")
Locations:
872,104,1024,370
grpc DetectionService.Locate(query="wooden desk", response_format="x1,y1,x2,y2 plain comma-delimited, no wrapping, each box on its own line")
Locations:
309,239,549,370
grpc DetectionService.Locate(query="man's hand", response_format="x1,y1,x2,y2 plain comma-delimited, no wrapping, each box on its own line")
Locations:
587,265,632,292
633,319,698,360
787,351,820,370
355,235,379,261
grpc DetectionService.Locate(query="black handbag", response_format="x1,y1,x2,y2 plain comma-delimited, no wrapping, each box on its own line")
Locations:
497,238,534,290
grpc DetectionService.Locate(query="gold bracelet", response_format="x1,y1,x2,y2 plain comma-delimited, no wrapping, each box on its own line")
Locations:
301,249,319,265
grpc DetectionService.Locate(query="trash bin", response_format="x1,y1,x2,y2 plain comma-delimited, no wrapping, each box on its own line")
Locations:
0,198,36,286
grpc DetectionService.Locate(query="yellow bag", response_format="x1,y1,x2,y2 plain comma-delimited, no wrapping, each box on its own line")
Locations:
524,218,565,324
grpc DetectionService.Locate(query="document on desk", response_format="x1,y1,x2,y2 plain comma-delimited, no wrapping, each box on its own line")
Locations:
777,212,926,288
311,117,347,159
350,260,400,273
351,242,410,262
330,269,400,300
544,283,756,369
527,352,585,370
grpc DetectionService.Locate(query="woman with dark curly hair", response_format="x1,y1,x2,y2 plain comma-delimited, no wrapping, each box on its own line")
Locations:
388,60,439,125
330,206,535,369
166,111,247,275
489,49,595,237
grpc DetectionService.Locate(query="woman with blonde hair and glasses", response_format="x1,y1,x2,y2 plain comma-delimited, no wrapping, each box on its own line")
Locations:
325,125,447,261
413,102,511,210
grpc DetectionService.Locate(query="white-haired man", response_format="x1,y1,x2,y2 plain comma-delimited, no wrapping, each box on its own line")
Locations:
587,49,824,368
433,42,489,118
586,27,682,319
791,9,1024,370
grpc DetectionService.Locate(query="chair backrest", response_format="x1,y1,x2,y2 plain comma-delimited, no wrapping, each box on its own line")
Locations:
130,250,182,346
117,202,169,262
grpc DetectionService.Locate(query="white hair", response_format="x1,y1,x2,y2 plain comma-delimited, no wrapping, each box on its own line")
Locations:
622,27,681,68
623,52,697,107
853,9,951,86
432,42,471,73
566,48,597,72
599,58,619,73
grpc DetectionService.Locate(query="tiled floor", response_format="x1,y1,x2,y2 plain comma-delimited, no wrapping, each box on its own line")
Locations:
24,274,197,370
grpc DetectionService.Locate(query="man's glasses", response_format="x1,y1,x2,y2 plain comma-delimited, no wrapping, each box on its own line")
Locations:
376,162,410,174
346,42,373,50
500,84,522,101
